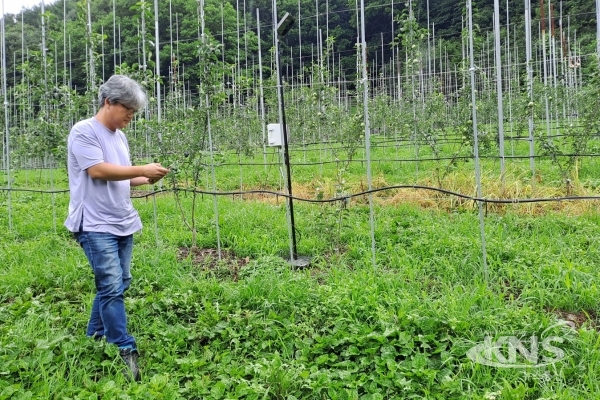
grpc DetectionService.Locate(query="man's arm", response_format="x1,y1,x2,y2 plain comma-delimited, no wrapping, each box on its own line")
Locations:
87,162,169,181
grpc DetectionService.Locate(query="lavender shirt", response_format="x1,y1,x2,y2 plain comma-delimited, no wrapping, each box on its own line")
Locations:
64,117,142,235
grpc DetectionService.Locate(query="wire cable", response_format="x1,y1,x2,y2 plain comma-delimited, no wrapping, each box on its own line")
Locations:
3,185,597,206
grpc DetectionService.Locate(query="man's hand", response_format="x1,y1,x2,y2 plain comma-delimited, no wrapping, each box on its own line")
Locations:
142,163,170,180
130,164,170,186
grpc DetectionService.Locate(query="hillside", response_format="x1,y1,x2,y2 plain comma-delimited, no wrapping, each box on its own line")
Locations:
2,0,598,91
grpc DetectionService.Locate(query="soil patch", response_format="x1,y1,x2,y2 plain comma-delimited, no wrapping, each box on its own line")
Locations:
500,279,522,301
177,247,251,281
548,308,599,330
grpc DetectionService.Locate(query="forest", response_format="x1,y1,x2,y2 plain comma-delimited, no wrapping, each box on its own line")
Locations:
3,0,599,93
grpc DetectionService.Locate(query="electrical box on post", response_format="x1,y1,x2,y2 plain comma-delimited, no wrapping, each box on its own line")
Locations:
267,123,283,147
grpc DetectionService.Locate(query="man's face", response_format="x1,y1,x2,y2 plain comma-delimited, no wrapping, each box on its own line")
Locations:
115,103,136,129
108,101,137,130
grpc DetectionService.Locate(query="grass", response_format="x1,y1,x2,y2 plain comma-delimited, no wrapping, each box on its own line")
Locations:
2,188,600,399
2,138,600,398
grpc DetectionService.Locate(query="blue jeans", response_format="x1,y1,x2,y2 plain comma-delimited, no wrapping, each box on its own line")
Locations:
75,229,137,349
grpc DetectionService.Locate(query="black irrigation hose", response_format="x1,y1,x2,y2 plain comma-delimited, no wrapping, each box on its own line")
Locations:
0,188,70,194
3,185,594,206
127,186,600,205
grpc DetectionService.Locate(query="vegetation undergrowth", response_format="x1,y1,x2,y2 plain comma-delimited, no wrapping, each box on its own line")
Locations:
1,187,600,399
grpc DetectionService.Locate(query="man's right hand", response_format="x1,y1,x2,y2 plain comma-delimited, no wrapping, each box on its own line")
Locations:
142,163,170,180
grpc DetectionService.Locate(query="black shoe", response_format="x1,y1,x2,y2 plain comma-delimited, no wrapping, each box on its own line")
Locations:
119,347,141,382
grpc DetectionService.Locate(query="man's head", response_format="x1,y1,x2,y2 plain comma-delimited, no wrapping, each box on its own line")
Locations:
97,75,146,130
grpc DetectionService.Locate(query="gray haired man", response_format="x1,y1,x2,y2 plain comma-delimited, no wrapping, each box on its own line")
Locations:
65,75,169,381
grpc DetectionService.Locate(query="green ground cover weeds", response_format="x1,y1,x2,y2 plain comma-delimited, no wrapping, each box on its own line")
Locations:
1,189,600,399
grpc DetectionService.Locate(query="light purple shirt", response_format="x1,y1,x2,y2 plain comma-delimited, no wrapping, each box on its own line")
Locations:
64,117,142,235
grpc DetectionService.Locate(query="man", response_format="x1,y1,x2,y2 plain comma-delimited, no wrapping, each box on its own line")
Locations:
64,75,169,381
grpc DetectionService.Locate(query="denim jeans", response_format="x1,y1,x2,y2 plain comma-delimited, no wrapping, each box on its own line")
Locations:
75,229,137,349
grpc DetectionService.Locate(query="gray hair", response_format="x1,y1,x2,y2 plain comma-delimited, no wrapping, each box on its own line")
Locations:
98,75,147,111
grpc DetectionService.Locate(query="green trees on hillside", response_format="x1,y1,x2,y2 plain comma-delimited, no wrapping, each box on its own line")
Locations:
4,0,596,94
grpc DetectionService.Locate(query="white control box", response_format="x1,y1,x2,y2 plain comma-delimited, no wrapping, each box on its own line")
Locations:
267,123,283,147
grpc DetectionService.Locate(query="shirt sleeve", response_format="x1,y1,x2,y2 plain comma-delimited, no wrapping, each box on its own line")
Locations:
70,124,105,171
